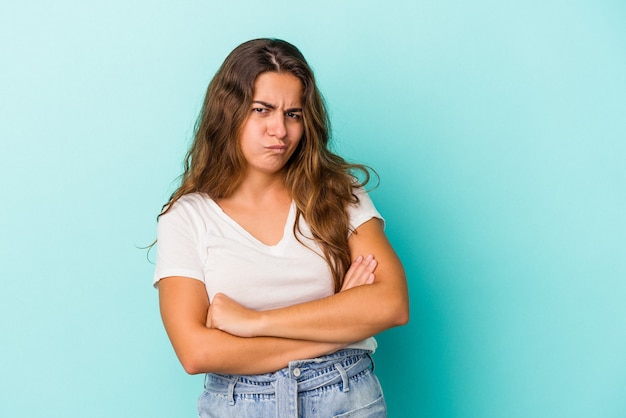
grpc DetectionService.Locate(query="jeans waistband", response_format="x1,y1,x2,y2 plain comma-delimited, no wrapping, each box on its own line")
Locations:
204,349,373,398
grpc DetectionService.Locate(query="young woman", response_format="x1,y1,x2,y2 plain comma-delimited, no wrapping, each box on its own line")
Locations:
154,38,409,417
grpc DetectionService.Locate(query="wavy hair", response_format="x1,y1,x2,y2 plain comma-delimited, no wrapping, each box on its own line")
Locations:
161,38,373,291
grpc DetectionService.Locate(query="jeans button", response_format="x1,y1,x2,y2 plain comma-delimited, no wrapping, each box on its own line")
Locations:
293,368,301,377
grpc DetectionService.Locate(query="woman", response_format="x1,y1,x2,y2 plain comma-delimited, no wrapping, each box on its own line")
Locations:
154,38,409,417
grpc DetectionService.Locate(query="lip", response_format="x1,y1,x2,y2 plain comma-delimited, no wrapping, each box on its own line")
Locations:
266,145,288,151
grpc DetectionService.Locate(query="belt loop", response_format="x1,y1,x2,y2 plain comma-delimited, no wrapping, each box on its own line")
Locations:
367,352,375,372
227,376,239,406
203,373,209,389
334,362,350,393
275,373,298,417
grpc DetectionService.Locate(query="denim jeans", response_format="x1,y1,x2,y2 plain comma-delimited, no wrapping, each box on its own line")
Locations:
197,349,387,417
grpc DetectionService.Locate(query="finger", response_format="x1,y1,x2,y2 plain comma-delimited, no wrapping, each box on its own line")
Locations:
342,256,364,290
350,255,376,279
342,255,376,291
366,257,378,272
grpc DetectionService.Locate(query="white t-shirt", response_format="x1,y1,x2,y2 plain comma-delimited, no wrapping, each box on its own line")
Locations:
154,187,383,351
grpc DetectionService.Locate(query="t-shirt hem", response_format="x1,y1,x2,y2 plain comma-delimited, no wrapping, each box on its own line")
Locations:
345,337,378,353
153,270,204,288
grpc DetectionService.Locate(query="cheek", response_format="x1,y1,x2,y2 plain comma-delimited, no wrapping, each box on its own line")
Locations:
291,134,304,157
240,122,263,145
291,124,304,142
291,132,303,151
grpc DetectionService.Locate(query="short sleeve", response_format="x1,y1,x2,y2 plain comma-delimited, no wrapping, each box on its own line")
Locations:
347,188,384,234
153,200,205,287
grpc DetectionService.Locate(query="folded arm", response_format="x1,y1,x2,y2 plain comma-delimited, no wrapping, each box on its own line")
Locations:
158,276,347,375
209,218,409,343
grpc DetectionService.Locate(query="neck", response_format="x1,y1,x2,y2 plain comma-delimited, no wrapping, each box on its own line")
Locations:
229,170,290,203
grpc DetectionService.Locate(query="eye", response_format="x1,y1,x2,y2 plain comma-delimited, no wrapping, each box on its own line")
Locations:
252,107,268,114
286,111,302,120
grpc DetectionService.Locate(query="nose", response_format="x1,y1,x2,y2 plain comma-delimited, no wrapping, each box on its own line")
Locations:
267,113,287,139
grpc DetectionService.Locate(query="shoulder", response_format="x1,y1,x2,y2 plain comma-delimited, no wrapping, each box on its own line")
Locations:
347,187,385,231
351,186,371,202
168,192,213,211
158,192,219,235
348,187,376,212
161,193,214,219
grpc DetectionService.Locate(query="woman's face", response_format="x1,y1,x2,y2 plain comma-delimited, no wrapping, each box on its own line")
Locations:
239,72,304,178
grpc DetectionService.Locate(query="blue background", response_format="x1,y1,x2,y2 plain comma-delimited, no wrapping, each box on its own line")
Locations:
1,1,625,417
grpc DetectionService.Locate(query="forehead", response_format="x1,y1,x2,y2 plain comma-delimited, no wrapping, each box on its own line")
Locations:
252,72,303,105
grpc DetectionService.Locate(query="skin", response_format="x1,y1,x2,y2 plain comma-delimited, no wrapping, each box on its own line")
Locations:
158,72,409,375
239,72,304,182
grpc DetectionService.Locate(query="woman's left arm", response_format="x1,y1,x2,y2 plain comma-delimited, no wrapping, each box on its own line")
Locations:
208,217,409,343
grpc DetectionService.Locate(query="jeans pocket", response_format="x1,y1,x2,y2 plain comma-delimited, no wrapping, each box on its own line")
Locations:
333,395,386,418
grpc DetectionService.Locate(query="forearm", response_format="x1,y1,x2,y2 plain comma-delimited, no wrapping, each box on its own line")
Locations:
256,281,407,343
158,276,346,376
209,277,408,343
170,324,345,375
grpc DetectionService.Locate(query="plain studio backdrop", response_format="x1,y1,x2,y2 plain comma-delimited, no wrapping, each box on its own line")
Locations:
1,1,625,417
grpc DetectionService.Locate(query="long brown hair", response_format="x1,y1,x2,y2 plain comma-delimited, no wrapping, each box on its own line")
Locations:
161,38,373,291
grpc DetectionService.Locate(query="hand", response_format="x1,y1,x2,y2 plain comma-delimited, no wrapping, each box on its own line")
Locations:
341,254,377,292
206,293,261,337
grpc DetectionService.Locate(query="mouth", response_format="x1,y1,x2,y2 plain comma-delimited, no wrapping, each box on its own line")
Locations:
266,145,288,152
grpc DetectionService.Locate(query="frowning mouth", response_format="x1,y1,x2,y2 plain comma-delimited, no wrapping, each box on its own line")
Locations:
266,145,287,151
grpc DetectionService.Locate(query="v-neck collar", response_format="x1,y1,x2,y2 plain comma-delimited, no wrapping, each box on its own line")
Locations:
208,199,296,248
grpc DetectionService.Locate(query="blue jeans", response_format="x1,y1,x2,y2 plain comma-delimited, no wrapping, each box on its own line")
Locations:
197,349,387,417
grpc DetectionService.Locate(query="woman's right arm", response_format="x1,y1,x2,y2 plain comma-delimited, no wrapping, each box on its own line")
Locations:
155,202,343,374
158,276,346,375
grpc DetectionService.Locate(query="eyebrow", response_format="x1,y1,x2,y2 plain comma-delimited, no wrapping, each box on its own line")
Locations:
252,100,302,113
